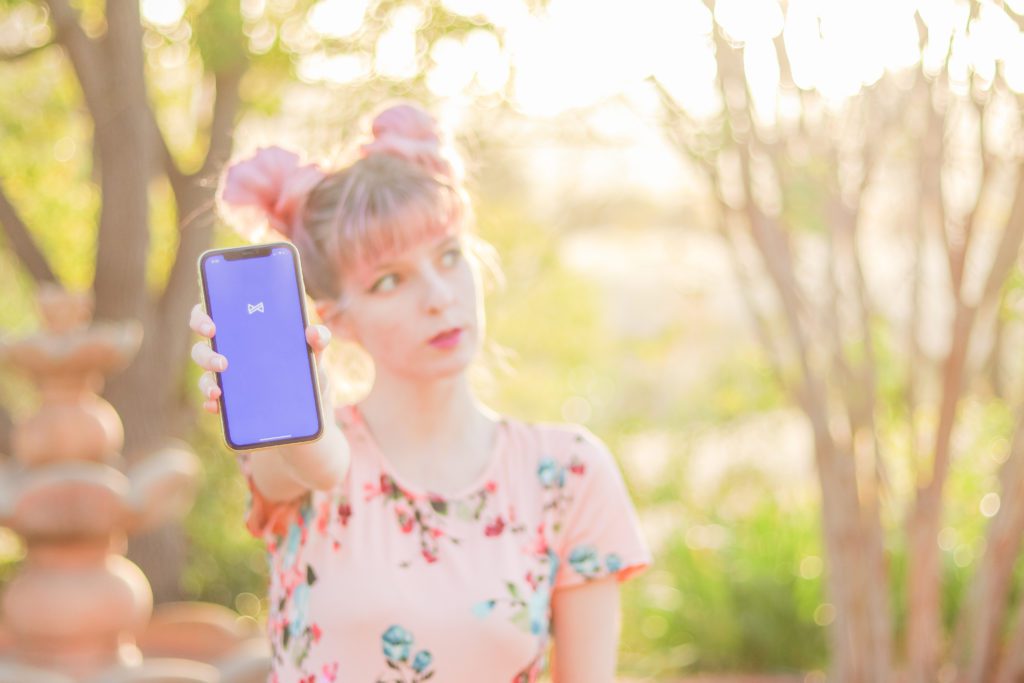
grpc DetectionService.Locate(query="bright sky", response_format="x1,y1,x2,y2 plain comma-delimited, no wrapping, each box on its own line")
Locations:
138,0,1024,118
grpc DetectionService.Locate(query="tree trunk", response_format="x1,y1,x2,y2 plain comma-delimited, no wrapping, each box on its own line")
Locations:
91,1,150,324
906,294,976,681
956,413,1024,682
113,180,219,601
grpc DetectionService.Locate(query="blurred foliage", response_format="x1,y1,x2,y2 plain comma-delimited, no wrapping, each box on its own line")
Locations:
191,0,248,73
0,51,97,302
4,2,1024,680
618,496,827,677
180,409,269,608
7,117,1023,677
173,176,1023,678
4,155,1023,680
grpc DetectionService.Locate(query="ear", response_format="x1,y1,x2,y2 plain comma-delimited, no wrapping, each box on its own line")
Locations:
313,298,337,325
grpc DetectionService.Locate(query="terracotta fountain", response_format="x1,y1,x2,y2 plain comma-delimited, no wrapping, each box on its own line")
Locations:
0,283,270,683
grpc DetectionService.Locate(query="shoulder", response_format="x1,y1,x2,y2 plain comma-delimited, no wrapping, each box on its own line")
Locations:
499,415,617,472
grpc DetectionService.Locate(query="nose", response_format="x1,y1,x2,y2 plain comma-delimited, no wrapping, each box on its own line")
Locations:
422,266,455,313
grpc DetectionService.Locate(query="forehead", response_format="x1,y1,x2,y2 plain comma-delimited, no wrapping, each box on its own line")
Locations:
346,229,460,280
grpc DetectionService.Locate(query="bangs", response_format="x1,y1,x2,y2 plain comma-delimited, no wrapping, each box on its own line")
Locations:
326,171,466,277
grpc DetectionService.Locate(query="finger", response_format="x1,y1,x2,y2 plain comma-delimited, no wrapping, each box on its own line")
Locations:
191,341,228,372
198,372,221,400
306,324,331,351
204,398,220,414
190,303,215,337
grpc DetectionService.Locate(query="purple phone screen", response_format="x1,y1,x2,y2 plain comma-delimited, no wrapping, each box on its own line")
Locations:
202,246,320,448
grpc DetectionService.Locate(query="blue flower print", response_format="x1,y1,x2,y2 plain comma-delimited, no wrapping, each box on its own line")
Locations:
382,625,413,663
283,520,302,569
474,546,561,639
378,626,435,682
473,599,497,618
605,553,623,573
412,650,433,673
538,457,565,488
288,582,310,639
526,585,551,635
568,545,601,579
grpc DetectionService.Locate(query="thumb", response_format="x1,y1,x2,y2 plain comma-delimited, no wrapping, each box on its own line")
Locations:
308,324,331,351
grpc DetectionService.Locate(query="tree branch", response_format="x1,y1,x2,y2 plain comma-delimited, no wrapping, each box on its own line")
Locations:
977,158,1024,309
151,69,243,407
772,34,795,91
149,110,186,199
157,68,243,326
43,0,111,126
649,75,791,386
198,69,244,181
823,198,858,426
0,178,59,286
954,94,993,293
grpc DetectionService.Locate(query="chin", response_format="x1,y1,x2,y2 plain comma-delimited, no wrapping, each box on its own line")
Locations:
419,342,478,379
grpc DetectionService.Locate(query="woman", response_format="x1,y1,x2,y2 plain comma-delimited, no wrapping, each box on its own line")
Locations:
189,102,651,682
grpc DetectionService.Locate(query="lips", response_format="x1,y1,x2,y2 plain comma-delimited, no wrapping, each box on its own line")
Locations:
429,327,463,346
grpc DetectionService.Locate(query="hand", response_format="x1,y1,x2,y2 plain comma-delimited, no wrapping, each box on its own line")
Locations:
189,302,333,415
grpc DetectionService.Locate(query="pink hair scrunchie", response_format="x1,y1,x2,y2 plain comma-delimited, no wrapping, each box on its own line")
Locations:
220,146,326,241
358,105,456,180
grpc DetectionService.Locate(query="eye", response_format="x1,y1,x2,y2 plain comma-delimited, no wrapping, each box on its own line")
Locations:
440,247,462,268
370,273,399,293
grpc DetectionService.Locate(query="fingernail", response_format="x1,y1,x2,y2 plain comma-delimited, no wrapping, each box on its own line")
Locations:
202,323,213,336
217,357,227,370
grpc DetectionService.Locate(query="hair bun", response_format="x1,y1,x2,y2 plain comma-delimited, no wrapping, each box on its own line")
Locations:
359,104,459,181
219,146,326,241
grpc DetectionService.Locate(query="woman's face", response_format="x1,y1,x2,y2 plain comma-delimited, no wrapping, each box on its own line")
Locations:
333,230,484,381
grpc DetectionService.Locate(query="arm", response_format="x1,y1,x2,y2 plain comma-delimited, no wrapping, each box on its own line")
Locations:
549,576,622,683
247,411,350,502
190,302,350,502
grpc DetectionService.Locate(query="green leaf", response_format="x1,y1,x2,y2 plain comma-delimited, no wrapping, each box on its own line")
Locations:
192,0,247,73
510,607,531,632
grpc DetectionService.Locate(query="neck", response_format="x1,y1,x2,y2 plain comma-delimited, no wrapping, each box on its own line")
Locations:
357,369,494,458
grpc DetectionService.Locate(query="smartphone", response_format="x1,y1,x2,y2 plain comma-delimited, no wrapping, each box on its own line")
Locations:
196,241,325,451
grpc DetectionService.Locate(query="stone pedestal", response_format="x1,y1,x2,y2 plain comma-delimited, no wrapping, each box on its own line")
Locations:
0,284,270,682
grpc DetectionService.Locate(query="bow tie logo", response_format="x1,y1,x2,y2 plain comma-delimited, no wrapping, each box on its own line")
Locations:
247,302,265,314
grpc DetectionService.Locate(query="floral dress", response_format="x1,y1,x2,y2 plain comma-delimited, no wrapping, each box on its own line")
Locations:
236,404,652,683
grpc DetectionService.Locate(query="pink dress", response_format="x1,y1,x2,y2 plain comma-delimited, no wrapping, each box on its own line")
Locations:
236,404,652,683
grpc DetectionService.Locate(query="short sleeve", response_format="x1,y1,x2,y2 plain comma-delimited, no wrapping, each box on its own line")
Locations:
235,405,354,543
552,427,652,590
235,451,305,543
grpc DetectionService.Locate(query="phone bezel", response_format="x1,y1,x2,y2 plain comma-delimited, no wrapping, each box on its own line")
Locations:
196,241,326,452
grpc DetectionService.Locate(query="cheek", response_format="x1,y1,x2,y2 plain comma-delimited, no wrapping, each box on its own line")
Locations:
360,308,414,360
459,263,482,309
351,265,482,362
468,268,487,331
